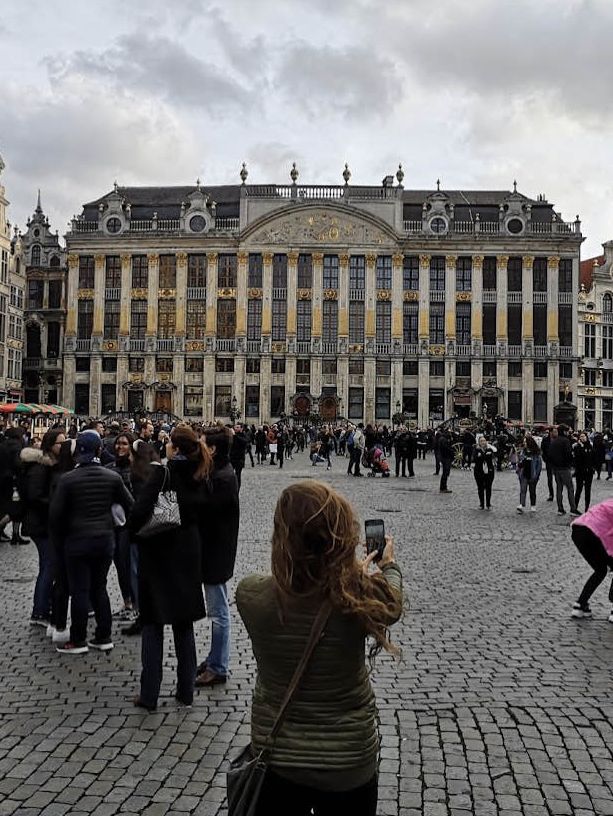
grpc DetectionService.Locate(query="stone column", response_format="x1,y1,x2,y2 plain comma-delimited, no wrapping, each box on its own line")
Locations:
312,252,324,339
392,358,403,417
236,251,248,337
338,253,349,339
497,360,508,417
391,253,403,342
119,254,131,336
496,255,508,339
522,256,534,340
234,353,246,419
146,253,159,336
523,361,534,424
175,252,188,336
285,354,297,409
116,354,128,410
418,359,430,427
287,251,298,337
260,355,271,420
205,252,218,336
89,355,102,416
418,255,430,339
547,364,559,425
445,255,457,339
65,254,79,336
471,255,483,340
337,354,349,421
63,355,76,410
42,279,49,311
203,353,215,419
262,252,273,337
364,357,376,423
365,253,376,339
93,254,105,336
174,355,185,417
144,356,155,411
547,256,560,343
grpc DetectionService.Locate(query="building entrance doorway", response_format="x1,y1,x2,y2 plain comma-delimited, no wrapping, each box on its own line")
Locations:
155,391,172,413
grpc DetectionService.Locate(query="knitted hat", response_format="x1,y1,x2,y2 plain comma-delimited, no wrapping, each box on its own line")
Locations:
76,430,102,464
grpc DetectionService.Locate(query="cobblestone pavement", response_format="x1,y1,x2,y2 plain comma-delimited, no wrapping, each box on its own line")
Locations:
1,453,613,816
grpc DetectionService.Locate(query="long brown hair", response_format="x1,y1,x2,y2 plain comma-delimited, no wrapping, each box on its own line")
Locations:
271,481,401,655
170,424,212,481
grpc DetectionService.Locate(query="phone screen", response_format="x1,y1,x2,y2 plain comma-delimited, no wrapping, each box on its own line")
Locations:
365,519,385,560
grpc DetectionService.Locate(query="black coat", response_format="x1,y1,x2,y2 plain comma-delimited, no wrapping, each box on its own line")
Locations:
573,441,595,475
198,460,240,586
21,448,61,539
473,446,496,479
230,432,249,468
0,438,23,517
129,460,206,626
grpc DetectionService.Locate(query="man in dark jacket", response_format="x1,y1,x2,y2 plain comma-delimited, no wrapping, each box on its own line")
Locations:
547,427,579,516
229,424,249,489
394,428,411,478
49,430,134,654
196,426,240,686
0,427,26,544
438,430,454,493
540,429,555,500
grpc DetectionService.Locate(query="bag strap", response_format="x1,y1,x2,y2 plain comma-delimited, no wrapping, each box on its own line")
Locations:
264,600,332,751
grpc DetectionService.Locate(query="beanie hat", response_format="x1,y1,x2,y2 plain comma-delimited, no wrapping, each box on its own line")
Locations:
76,430,102,464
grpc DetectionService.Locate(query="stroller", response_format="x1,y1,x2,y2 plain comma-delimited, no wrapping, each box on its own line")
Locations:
363,445,391,477
310,441,327,466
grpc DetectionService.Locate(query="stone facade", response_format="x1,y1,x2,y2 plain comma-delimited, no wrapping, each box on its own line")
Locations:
63,170,583,425
577,241,613,430
0,156,25,403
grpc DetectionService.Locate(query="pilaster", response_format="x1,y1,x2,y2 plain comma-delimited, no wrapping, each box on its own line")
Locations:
418,359,430,426
205,252,218,336
93,254,105,336
174,355,185,416
287,251,298,336
522,256,534,339
418,255,430,338
311,356,322,398
175,252,188,336
119,254,131,335
338,253,349,337
523,360,534,424
312,252,323,337
116,354,128,409
471,255,483,339
365,253,376,338
89,355,102,416
391,357,403,416
65,254,79,336
236,251,248,336
203,354,215,418
337,354,349,420
547,256,560,342
445,255,457,338
364,356,376,422
260,355,271,420
391,253,403,340
234,353,246,417
496,255,508,339
146,253,159,336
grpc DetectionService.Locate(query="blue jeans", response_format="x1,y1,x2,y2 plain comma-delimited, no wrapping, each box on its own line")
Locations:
65,535,113,645
203,583,230,676
32,537,55,619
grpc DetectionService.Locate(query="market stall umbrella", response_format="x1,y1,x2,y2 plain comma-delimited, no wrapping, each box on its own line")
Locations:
0,403,35,414
47,404,74,415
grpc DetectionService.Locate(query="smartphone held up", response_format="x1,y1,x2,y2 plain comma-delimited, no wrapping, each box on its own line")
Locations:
365,518,386,562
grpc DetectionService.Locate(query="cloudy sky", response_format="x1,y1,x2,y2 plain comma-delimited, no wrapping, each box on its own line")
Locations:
0,0,611,257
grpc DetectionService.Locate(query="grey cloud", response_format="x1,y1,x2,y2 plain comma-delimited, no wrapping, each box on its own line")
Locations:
45,31,251,113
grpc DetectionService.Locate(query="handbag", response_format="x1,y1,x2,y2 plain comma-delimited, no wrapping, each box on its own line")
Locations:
137,466,181,539
226,601,332,816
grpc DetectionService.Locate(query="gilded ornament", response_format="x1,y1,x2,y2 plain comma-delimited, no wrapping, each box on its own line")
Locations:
77,289,95,299
102,340,117,351
430,344,445,356
67,254,79,269
121,254,131,266
323,289,338,301
392,253,404,266
547,256,561,269
206,251,218,264
147,253,159,264
131,373,143,383
349,344,364,353
472,255,484,267
365,253,377,266
445,255,458,270
176,252,188,265
403,291,419,302
185,341,204,352
217,288,237,299
496,255,509,268
376,289,392,301
338,253,350,266
522,255,535,267
419,254,430,269
312,252,324,263
131,288,148,299
272,342,285,353
94,254,105,266
287,251,299,263
247,288,263,299
584,313,597,323
456,292,472,302
237,252,249,265
262,252,274,264
297,289,312,300
158,288,176,299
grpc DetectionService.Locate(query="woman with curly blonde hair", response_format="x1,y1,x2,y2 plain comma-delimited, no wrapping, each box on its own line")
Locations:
236,480,403,815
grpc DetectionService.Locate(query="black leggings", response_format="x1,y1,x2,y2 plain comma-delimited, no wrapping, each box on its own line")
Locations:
475,473,494,507
575,471,593,511
572,524,613,608
255,770,378,816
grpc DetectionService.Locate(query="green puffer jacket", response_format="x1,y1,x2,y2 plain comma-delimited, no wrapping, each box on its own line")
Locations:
236,563,403,790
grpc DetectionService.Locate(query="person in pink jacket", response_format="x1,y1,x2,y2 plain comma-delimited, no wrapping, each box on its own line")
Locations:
570,498,613,621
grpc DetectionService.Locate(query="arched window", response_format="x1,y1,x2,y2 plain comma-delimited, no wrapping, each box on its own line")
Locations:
31,245,41,266
49,255,60,268
604,293,613,313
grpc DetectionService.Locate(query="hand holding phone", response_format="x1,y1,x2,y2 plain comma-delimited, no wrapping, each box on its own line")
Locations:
365,518,386,562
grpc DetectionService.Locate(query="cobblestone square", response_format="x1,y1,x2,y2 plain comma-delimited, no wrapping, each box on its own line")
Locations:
1,453,612,815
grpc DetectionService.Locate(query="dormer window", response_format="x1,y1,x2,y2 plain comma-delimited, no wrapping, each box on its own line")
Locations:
604,293,613,313
31,245,41,265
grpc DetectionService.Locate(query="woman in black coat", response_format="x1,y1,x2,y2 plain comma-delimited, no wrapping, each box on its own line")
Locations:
573,433,595,512
129,425,210,711
0,428,26,544
473,437,496,510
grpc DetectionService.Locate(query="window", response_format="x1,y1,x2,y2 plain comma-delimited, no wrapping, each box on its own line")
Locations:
215,357,234,373
185,386,203,417
559,362,572,379
483,304,496,345
272,254,287,289
188,255,206,288
401,388,418,418
483,361,497,378
272,357,286,374
535,361,548,378
559,258,573,293
456,302,471,344
509,361,523,377
156,357,173,373
185,357,204,372
49,256,59,269
246,358,260,374
215,385,232,417
534,391,548,422
0,249,7,283
101,384,116,415
533,304,547,345
533,258,547,292
508,391,522,420
245,385,259,418
430,361,444,377
247,300,262,341
323,301,338,343
403,302,418,344
456,361,471,377
49,280,62,309
0,294,6,342
604,371,613,388
74,384,89,415
218,254,237,288
28,280,43,309
456,257,472,291
297,254,312,288
483,257,496,290
349,256,365,290
348,387,363,419
508,304,522,345
403,360,418,376
7,349,22,381
429,389,444,420
31,245,41,266
376,359,391,376
507,257,522,291
102,357,117,373
105,256,121,288
186,300,206,339
583,369,597,386
158,300,176,339
375,387,390,420
558,305,572,347
323,255,339,289
10,286,23,309
376,301,391,344
132,255,148,288
584,396,596,429
297,301,312,342
584,323,596,358
604,293,613,313
248,254,262,288
131,300,147,339
104,301,120,339
603,326,613,360
270,386,285,416
8,315,22,340
217,299,236,338
430,256,445,290
77,300,93,339
349,302,364,344
78,256,95,288
603,398,613,431
296,358,310,375
159,255,176,288
403,256,419,290
47,322,60,357
349,358,364,375
272,299,287,342
75,357,90,372
322,359,337,378
429,303,445,344
376,256,392,289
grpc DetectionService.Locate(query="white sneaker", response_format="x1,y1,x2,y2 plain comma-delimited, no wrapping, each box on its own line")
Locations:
608,609,613,623
530,506,537,513
46,624,54,638
571,603,593,619
516,505,524,514
52,628,70,644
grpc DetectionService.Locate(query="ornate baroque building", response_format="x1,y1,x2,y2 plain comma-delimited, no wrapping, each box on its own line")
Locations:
0,155,25,403
21,194,67,405
577,242,613,430
63,167,582,425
